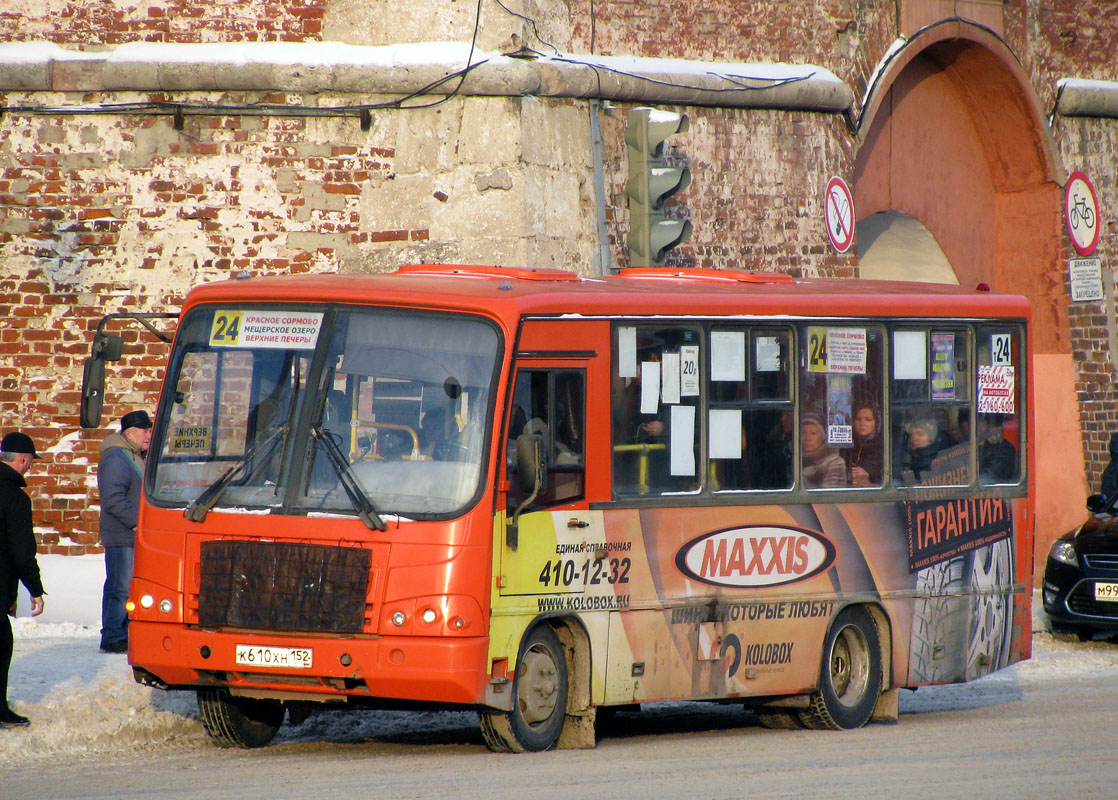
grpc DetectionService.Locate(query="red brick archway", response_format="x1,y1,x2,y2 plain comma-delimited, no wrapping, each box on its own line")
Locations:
852,20,1087,582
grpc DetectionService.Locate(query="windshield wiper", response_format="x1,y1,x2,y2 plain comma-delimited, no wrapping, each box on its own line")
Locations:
184,424,285,523
310,423,387,532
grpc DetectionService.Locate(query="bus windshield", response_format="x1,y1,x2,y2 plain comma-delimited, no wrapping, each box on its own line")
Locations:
150,305,501,518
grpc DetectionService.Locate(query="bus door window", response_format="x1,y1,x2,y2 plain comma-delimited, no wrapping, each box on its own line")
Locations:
975,327,1022,485
507,368,585,508
709,327,793,491
611,325,700,497
799,325,884,489
891,328,972,487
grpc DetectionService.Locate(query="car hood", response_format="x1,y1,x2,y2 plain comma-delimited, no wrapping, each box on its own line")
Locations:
1075,514,1118,554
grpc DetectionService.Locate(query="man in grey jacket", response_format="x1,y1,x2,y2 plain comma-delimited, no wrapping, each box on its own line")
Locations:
96,411,152,654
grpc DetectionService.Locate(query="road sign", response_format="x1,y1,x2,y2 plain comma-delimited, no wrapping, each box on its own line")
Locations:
1065,170,1099,256
824,176,855,253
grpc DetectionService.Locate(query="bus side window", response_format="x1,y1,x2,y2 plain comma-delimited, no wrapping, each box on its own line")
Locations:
611,325,700,497
891,328,971,487
507,369,585,508
798,326,885,489
709,327,793,491
975,328,1021,485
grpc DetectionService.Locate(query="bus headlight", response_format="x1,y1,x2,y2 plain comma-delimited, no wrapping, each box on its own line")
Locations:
391,611,406,627
421,608,437,625
159,598,174,614
140,594,155,609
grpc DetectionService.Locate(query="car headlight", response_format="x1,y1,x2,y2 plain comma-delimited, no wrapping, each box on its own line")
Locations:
1050,540,1077,566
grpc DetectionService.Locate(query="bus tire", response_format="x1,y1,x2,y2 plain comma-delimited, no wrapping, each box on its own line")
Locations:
197,688,285,749
799,606,882,730
478,625,568,753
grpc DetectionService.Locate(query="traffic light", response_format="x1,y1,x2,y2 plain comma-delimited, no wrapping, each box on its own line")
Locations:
625,107,692,267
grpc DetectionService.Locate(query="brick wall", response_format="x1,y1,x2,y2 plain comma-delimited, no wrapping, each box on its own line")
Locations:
0,0,326,44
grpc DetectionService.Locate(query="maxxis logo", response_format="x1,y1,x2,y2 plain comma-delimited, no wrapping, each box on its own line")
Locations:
675,525,837,588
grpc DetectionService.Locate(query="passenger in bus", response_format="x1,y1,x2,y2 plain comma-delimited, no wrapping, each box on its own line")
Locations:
845,402,883,487
977,413,1016,483
801,412,845,488
902,417,943,482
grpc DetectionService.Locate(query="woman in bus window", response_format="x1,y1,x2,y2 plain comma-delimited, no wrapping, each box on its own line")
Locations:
801,412,845,488
845,402,883,487
903,417,943,482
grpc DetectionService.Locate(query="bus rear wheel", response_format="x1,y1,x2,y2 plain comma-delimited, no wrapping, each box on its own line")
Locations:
799,606,882,730
479,625,568,752
197,688,285,748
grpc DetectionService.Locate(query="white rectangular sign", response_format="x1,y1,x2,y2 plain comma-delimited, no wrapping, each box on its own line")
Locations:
1069,257,1104,302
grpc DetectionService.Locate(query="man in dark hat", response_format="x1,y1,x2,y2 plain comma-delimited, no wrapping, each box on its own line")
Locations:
0,431,45,727
96,411,152,654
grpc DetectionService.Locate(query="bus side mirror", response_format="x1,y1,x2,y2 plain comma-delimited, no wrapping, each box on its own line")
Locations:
80,334,125,429
94,332,125,362
80,357,106,429
508,434,547,549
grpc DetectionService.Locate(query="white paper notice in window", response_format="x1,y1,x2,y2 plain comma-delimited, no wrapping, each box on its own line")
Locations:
711,331,746,382
709,409,742,459
661,351,681,404
618,326,637,378
640,361,661,414
756,336,781,372
894,330,927,380
670,405,696,476
680,345,700,396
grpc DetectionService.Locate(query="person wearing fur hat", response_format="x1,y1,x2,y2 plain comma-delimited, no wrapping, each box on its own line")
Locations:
801,411,845,489
96,411,152,654
903,416,943,482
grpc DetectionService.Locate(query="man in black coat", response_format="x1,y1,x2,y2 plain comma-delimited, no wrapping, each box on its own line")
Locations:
0,431,45,728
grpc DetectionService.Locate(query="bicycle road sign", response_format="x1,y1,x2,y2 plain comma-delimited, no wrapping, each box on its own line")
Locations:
824,176,855,253
1065,170,1099,256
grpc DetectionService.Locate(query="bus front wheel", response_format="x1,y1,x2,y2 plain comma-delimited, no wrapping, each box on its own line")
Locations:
479,625,569,752
197,688,285,748
799,606,882,730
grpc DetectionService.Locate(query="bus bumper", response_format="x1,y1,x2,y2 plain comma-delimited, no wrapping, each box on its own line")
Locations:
128,620,491,706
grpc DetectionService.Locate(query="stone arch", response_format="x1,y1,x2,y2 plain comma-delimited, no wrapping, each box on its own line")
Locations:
852,20,1088,577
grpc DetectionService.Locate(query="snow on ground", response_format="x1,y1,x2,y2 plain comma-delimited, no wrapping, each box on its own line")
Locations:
2,555,1118,765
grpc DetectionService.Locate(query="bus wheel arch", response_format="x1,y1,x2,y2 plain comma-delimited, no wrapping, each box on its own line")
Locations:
799,604,885,730
480,621,571,752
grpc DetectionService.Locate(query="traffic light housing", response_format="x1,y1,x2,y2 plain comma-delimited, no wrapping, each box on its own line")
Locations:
625,107,691,267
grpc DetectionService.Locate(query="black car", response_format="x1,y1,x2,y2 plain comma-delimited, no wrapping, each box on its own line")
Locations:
1043,492,1118,637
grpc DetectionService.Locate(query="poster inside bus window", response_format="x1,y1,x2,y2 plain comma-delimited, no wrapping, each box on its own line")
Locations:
808,327,867,374
978,366,1016,413
930,333,956,399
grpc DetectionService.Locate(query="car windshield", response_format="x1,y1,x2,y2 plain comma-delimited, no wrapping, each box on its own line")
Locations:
150,305,501,518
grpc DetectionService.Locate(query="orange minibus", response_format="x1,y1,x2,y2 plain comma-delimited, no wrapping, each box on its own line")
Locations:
82,264,1033,751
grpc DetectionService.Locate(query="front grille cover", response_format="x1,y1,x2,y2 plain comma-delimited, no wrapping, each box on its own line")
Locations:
199,540,370,633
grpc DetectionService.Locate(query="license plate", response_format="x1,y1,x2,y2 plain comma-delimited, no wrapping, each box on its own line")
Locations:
1094,582,1118,602
235,644,313,669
